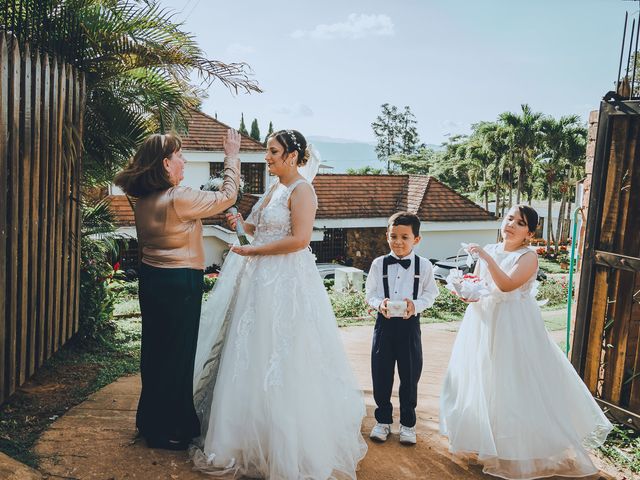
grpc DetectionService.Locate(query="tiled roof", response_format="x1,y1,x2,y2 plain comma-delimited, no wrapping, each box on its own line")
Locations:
180,109,265,152
107,175,494,227
417,177,495,221
311,174,495,221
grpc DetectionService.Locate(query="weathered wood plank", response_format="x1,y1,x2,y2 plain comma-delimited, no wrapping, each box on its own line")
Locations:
54,63,66,346
61,64,72,342
621,118,640,409
629,274,640,410
72,74,85,334
607,269,635,404
67,68,80,338
48,60,59,354
18,43,32,384
0,35,9,402
29,51,41,375
601,116,634,402
583,267,610,393
7,36,21,396
599,116,627,251
40,54,52,361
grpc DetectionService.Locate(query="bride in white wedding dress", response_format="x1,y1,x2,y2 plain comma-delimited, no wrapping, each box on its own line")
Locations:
190,130,367,479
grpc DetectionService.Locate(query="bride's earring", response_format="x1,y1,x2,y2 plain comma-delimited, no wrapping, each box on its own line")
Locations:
290,158,295,167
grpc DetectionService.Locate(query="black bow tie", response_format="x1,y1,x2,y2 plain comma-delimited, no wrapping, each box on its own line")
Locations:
388,256,411,269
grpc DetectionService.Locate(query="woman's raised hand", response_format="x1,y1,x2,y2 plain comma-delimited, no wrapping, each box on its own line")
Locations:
223,129,241,158
226,212,244,231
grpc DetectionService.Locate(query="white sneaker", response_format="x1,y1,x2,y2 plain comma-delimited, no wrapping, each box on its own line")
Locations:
369,423,391,442
399,424,416,445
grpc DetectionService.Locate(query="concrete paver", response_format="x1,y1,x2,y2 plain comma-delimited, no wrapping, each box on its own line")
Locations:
34,324,613,480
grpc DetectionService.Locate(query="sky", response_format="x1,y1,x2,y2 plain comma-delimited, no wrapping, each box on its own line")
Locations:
158,0,635,145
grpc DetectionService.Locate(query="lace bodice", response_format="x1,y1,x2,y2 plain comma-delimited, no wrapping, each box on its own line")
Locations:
479,243,538,303
246,179,314,245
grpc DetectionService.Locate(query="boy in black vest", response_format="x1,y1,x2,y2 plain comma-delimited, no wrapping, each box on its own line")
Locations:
365,212,439,445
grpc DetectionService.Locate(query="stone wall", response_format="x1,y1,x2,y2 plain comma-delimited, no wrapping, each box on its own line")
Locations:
346,228,389,271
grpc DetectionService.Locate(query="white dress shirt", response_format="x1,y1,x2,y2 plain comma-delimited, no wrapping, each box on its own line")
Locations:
365,250,439,315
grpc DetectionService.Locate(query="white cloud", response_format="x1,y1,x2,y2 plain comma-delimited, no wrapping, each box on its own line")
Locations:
274,103,314,118
291,14,394,40
225,43,256,58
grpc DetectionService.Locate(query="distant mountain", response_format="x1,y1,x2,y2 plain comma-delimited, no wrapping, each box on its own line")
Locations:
307,137,378,173
307,136,443,173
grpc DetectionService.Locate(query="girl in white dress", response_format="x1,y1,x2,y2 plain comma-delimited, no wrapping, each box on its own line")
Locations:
190,130,367,479
440,205,612,480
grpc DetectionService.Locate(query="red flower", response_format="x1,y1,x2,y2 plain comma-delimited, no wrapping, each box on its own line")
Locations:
113,261,121,272
462,274,480,282
205,273,219,278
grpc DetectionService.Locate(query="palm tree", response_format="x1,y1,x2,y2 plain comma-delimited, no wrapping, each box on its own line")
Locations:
538,115,586,251
12,0,261,186
499,104,543,204
475,121,510,217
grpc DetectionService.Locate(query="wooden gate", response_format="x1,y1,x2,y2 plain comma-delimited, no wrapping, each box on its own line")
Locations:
0,32,85,403
572,95,640,428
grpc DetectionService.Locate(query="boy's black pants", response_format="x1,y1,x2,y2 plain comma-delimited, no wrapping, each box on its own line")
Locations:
371,312,423,428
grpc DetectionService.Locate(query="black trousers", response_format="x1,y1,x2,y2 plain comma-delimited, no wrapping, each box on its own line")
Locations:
371,312,423,427
136,263,202,442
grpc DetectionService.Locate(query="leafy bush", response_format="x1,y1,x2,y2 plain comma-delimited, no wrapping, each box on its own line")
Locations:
203,275,217,293
323,279,335,291
429,284,468,320
109,278,139,302
329,289,373,319
537,276,571,307
79,237,116,340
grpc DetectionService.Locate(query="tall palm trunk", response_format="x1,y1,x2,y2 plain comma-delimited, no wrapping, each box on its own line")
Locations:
508,164,514,208
556,195,566,246
547,182,553,253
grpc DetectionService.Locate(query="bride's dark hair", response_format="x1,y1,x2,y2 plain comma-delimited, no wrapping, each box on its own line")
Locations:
269,129,309,166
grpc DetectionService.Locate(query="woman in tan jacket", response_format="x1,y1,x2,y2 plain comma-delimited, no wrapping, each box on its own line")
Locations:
114,129,240,450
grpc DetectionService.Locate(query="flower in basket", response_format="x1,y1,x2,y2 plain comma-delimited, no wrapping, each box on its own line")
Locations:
201,174,250,245
445,270,490,302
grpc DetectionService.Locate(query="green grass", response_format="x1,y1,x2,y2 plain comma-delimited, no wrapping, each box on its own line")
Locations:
538,257,569,274
599,424,640,474
543,308,568,331
113,297,141,317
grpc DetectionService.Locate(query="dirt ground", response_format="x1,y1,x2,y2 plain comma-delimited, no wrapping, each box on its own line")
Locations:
33,324,624,480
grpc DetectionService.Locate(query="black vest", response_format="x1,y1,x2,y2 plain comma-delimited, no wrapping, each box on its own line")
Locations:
381,255,421,318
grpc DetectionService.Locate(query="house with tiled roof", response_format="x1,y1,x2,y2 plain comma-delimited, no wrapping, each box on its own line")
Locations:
109,169,500,271
308,174,500,269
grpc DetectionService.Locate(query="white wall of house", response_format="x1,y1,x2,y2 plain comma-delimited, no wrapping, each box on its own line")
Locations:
416,225,500,260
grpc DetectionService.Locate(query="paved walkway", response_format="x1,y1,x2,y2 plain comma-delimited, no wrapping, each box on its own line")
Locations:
34,324,613,480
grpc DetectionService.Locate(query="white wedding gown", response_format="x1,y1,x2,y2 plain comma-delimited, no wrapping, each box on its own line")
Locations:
440,244,612,480
190,179,367,479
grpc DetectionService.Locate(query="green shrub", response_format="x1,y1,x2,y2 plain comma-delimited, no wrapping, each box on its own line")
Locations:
108,278,139,302
203,275,217,293
429,284,468,320
323,278,335,291
79,237,116,340
537,277,571,307
329,289,373,319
